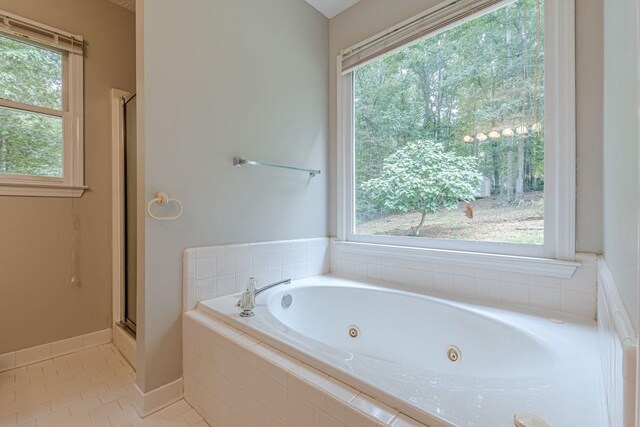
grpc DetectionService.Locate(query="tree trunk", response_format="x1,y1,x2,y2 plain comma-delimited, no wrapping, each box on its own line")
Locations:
415,211,427,236
507,148,514,204
492,141,500,192
516,137,525,203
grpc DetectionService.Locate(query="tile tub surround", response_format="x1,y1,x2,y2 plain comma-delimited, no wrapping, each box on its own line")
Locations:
183,310,430,427
597,259,637,427
330,241,598,319
183,238,330,311
0,329,112,373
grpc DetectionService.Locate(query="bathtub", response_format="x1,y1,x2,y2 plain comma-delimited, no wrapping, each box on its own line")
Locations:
197,275,605,426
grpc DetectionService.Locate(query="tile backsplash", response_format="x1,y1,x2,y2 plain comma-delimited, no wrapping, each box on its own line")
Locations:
330,240,597,319
183,238,330,311
184,236,596,318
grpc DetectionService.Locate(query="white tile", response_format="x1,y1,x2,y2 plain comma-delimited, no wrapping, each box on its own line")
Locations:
282,265,295,281
252,251,268,271
412,269,432,289
501,282,529,305
424,262,453,274
476,278,501,302
269,241,290,251
381,265,398,283
196,278,216,302
184,278,196,311
268,267,282,283
453,275,476,298
235,253,252,273
500,271,529,284
391,414,424,427
282,249,295,266
52,336,84,357
353,262,368,278
562,264,596,292
195,258,216,280
216,255,235,277
529,286,561,311
432,272,453,294
15,343,51,367
308,260,327,277
294,247,308,264
528,274,561,288
349,394,397,425
294,263,307,280
561,289,596,318
317,378,358,403
249,242,271,252
269,250,283,268
195,246,223,259
366,264,382,280
216,275,236,297
223,244,250,255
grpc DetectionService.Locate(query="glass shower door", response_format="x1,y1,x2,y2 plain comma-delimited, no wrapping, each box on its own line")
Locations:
123,95,137,334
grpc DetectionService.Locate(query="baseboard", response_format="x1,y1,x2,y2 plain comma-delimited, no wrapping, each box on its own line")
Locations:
597,258,637,427
112,323,136,369
0,328,112,373
133,377,184,417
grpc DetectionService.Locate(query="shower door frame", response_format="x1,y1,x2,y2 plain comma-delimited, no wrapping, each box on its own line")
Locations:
110,88,133,335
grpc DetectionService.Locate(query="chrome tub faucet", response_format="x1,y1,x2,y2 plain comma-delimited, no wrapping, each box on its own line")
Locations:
238,277,291,317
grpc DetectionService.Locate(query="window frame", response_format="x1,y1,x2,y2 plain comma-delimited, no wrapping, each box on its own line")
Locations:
336,0,576,263
0,12,85,198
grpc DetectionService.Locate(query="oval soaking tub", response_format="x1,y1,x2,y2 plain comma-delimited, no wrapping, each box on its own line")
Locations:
198,275,605,427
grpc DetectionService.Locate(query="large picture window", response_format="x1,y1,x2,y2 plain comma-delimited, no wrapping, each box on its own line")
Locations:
339,0,575,259
0,10,84,197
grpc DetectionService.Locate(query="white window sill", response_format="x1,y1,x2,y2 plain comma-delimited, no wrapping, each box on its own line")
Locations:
332,240,580,279
0,182,87,197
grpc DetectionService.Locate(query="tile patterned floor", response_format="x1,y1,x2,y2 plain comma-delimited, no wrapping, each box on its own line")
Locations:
0,343,209,427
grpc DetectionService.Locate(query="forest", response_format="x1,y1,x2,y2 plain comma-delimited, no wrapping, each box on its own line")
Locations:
0,34,63,177
354,0,545,245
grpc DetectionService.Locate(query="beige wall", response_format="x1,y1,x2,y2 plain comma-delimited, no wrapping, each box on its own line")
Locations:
603,0,639,328
327,0,605,254
0,0,135,354
139,0,328,392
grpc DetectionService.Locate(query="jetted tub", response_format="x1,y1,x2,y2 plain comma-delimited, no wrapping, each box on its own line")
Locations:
198,275,605,426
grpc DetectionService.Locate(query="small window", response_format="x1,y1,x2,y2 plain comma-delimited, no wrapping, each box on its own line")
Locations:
0,10,84,197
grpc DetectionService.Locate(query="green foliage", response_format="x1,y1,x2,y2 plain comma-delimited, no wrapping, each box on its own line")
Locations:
354,0,545,217
0,35,64,177
362,140,482,218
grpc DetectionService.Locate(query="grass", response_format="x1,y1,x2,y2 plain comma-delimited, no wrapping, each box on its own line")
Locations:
357,191,544,245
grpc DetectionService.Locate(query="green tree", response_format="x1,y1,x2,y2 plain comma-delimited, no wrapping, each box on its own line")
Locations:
0,35,63,177
361,140,482,236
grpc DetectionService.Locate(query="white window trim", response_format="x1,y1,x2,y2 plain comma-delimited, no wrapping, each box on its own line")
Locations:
336,0,577,275
0,11,86,198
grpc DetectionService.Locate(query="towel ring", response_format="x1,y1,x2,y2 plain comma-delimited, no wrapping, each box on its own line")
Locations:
147,192,183,220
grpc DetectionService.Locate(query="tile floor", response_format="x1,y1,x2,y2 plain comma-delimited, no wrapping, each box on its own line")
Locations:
0,343,209,427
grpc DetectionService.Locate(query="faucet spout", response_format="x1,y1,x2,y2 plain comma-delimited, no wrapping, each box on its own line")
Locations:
238,277,291,317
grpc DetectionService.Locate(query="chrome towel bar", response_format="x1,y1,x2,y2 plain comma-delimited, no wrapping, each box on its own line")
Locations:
233,156,321,178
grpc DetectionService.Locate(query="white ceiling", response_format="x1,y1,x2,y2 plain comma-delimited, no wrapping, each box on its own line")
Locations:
305,0,361,18
109,0,135,12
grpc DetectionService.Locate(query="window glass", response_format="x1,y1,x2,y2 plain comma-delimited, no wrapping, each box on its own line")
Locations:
354,0,544,245
0,106,63,177
0,35,63,110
